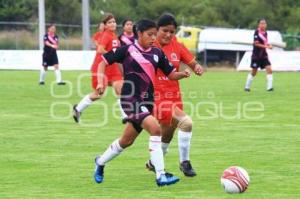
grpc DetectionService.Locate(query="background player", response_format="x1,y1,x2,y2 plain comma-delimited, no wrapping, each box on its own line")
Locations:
39,24,65,85
93,19,191,186
245,18,274,92
73,13,125,123
119,19,135,46
145,14,204,177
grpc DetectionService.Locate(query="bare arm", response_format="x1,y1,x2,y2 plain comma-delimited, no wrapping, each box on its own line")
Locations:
97,45,107,54
96,61,107,95
254,41,272,49
45,41,58,49
187,60,204,76
168,69,191,80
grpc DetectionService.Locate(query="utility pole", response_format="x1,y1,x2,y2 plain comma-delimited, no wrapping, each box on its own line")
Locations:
38,0,45,50
82,0,90,50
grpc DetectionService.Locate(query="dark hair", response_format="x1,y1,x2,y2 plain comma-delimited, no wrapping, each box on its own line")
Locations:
135,19,157,33
48,24,56,28
122,19,133,27
102,13,115,24
257,18,266,24
157,13,178,29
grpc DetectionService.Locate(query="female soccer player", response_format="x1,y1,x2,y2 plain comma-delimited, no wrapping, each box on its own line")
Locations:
73,13,125,122
145,14,204,177
119,19,135,46
93,19,191,186
39,24,65,85
245,18,273,91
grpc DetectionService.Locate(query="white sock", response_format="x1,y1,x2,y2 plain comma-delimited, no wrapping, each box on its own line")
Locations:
96,139,123,166
76,94,93,113
178,130,192,163
161,142,169,156
39,68,46,82
117,98,127,119
149,136,165,179
245,73,254,89
267,74,273,90
54,69,62,83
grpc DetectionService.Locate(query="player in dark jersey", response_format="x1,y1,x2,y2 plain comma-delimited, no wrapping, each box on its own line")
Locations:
93,19,191,186
245,18,273,91
39,24,65,85
119,19,135,46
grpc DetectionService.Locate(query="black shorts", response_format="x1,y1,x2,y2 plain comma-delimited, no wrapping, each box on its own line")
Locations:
43,52,58,67
250,58,271,69
122,100,153,133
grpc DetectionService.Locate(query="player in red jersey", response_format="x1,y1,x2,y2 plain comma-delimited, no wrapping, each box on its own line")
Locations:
145,14,204,177
245,18,273,92
119,19,135,46
73,13,125,123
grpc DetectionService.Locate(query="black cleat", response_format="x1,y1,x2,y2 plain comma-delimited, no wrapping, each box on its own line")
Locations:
180,160,197,177
145,160,173,176
57,82,66,85
267,88,274,91
244,88,250,92
146,160,155,173
39,82,45,85
73,104,81,123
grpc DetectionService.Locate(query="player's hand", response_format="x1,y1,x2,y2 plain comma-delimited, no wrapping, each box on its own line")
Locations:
52,44,58,49
96,83,105,95
183,68,191,78
194,64,204,76
267,44,273,49
266,44,273,49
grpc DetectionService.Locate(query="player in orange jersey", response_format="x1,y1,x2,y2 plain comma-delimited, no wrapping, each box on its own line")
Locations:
146,14,204,177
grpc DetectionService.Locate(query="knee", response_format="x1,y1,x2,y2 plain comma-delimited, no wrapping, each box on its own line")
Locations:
119,137,135,148
151,126,162,136
177,116,193,132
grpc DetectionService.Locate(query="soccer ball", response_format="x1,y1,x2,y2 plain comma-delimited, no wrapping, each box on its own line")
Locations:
221,166,250,193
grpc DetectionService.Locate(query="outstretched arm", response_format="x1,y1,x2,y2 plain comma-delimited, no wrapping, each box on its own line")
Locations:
168,69,191,80
96,61,107,95
187,60,204,76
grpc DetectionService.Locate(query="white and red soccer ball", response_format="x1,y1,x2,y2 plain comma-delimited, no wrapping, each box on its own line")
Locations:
221,166,250,193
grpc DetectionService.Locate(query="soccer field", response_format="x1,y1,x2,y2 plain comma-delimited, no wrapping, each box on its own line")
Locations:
0,70,299,199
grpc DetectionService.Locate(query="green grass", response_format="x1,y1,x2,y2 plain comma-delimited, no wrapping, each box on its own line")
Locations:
0,70,299,199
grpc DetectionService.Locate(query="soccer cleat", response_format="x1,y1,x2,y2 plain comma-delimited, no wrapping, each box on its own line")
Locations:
156,173,180,186
57,82,66,85
244,88,250,92
39,82,45,85
73,104,81,123
267,88,274,91
180,160,197,177
94,157,104,183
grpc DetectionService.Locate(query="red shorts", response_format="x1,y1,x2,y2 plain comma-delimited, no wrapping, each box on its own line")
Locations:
91,62,122,90
154,95,183,125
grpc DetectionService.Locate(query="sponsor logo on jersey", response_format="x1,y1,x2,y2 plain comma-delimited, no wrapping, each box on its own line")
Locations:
153,54,159,63
171,52,178,61
112,40,118,47
141,106,149,113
